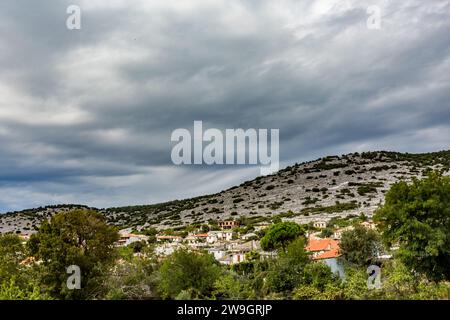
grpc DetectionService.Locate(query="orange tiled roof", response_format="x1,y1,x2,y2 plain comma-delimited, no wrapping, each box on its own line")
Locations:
305,237,341,260
194,234,208,237
306,238,339,252
313,248,341,260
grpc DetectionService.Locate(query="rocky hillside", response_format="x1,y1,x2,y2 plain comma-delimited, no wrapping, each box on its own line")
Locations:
1,150,450,234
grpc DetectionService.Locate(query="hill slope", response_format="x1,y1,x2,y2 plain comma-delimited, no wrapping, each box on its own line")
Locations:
1,150,450,234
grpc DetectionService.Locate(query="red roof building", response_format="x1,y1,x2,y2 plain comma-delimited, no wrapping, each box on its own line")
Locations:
193,233,208,238
306,237,341,260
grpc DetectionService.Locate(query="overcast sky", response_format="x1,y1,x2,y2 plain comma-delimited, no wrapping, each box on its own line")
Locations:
0,0,450,212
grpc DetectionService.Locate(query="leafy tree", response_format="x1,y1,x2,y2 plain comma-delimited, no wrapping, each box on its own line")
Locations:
212,273,252,300
281,237,309,265
340,267,372,300
129,240,146,253
104,255,157,300
319,227,333,238
293,281,342,300
260,222,304,251
116,245,135,262
0,234,26,282
0,234,47,299
0,278,51,300
156,249,221,299
302,263,338,292
293,284,326,300
201,224,210,233
296,259,450,300
245,251,260,262
377,259,450,300
265,238,309,294
143,227,158,243
340,225,381,266
359,213,368,222
374,172,450,281
28,209,119,299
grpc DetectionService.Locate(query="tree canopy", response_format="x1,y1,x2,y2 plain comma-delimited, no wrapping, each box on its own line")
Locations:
28,209,119,299
340,225,381,267
0,234,26,282
156,249,221,299
260,222,304,251
374,172,450,281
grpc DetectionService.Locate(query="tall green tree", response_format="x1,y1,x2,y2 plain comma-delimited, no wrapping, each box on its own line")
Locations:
374,172,450,281
265,238,310,294
104,256,157,300
340,225,381,266
28,209,119,299
0,234,51,300
212,273,252,300
294,262,342,301
302,263,338,292
156,249,221,299
260,222,304,251
0,234,26,282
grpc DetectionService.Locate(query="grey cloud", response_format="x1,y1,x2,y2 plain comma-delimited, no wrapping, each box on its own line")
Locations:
0,0,450,211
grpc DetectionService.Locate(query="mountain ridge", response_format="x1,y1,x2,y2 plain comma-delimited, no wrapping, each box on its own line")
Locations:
1,149,450,234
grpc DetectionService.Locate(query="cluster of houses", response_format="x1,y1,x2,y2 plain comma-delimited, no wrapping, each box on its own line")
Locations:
150,221,274,265
14,217,384,275
114,218,383,272
312,219,376,239
117,231,150,246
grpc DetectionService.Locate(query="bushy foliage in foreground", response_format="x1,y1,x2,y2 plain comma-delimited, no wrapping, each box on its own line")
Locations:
375,172,450,281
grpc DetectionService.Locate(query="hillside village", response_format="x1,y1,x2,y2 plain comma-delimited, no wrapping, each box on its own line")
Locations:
116,215,383,277
13,215,381,276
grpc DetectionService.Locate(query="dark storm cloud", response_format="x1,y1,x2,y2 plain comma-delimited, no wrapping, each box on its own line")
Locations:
1,0,450,211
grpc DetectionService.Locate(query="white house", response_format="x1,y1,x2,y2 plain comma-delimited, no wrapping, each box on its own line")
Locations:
184,235,197,244
241,232,257,240
361,221,376,230
213,240,261,265
207,247,227,261
231,252,246,264
228,240,261,264
216,252,246,265
117,233,149,246
313,220,328,229
206,231,233,244
332,226,354,240
156,235,183,243
218,220,239,230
